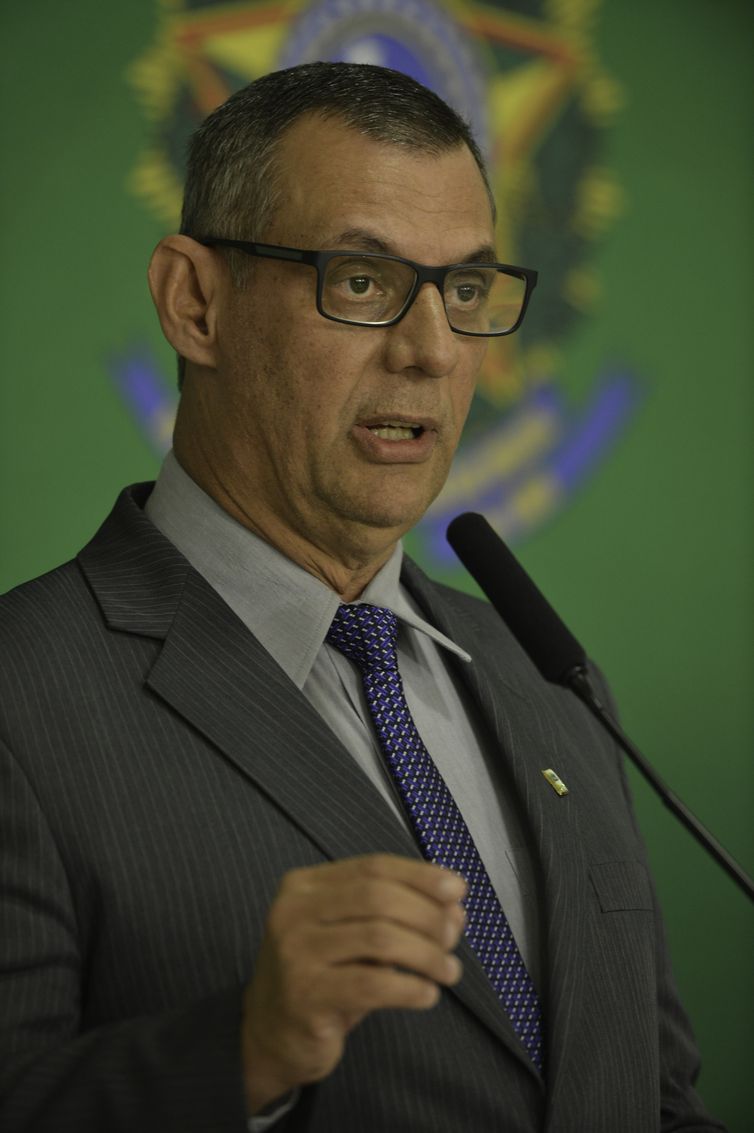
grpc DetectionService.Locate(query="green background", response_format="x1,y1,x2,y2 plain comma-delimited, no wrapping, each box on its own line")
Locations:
1,1,752,1128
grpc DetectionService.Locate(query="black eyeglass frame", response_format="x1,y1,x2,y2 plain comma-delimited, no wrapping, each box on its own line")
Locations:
198,237,538,337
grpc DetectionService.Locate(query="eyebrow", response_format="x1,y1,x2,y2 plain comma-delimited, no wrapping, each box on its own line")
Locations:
326,228,498,265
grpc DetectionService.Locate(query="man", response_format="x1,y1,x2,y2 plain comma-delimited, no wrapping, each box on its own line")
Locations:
0,63,722,1131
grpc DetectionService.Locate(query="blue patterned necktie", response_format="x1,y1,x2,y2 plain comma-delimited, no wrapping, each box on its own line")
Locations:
326,602,544,1072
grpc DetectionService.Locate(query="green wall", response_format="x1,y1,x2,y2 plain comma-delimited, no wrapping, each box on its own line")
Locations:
1,2,752,1128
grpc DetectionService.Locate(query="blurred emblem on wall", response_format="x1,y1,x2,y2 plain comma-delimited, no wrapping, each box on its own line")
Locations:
119,0,638,562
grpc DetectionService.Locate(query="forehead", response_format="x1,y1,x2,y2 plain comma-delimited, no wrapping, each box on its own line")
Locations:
267,113,495,263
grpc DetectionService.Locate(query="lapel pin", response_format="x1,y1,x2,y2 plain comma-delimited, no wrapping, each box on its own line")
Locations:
541,768,569,796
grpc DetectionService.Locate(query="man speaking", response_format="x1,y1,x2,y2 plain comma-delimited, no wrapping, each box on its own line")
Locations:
0,62,723,1131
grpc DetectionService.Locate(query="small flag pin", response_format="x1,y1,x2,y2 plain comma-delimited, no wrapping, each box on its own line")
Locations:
542,768,569,796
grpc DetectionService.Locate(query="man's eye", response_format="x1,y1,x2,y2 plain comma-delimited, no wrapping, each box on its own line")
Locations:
455,283,480,304
448,278,488,307
328,265,383,296
347,275,373,295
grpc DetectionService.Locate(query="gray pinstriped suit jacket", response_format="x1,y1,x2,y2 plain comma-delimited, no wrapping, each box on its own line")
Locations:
0,484,722,1132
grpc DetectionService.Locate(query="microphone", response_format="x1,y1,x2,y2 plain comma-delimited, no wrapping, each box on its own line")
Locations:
446,511,754,903
446,512,587,684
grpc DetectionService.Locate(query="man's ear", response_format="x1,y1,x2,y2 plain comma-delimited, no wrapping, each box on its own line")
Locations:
147,235,223,369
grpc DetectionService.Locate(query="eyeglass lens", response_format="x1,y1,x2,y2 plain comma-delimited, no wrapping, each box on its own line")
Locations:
321,255,526,333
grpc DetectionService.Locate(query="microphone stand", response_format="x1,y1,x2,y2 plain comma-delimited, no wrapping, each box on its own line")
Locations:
566,666,754,902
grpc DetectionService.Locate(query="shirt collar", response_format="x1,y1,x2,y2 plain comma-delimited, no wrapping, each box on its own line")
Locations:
359,550,471,665
145,451,471,689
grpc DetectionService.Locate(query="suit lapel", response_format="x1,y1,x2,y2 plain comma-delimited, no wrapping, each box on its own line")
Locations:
79,486,419,867
146,566,422,865
402,558,591,1093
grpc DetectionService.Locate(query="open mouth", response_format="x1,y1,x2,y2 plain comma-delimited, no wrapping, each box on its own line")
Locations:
366,421,424,441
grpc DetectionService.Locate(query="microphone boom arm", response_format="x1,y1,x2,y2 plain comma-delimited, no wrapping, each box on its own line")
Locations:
446,512,754,904
566,665,754,901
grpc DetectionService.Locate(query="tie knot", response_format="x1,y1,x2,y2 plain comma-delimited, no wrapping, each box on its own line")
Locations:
326,603,399,673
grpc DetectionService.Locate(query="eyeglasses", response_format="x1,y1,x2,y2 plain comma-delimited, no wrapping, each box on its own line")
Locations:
198,238,538,337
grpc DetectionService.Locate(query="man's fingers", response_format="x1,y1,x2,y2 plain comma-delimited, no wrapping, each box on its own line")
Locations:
314,918,464,986
284,854,466,904
326,963,444,1015
307,877,466,945
277,856,467,950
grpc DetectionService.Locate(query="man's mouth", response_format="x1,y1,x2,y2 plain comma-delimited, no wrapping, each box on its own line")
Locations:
366,421,424,441
352,415,438,462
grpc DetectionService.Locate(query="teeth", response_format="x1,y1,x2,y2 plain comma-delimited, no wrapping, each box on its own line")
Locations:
367,422,420,440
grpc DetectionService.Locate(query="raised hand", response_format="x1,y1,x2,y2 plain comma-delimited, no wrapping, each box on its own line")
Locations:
241,854,467,1114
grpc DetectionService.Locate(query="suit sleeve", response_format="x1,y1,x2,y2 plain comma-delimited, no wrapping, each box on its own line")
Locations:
0,735,260,1133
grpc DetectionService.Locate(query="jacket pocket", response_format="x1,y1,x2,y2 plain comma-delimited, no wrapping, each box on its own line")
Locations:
589,859,654,912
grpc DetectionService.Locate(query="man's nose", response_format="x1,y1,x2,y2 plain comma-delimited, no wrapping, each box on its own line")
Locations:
383,282,459,378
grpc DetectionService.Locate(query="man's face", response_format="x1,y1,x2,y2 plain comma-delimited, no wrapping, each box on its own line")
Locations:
209,113,494,562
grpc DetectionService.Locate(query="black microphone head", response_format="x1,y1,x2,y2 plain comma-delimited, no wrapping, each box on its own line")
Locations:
446,512,587,685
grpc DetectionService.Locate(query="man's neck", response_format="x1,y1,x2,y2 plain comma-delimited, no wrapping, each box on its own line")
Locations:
172,449,399,602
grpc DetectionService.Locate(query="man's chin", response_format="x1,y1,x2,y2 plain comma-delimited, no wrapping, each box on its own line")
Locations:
324,464,448,532
327,494,437,542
